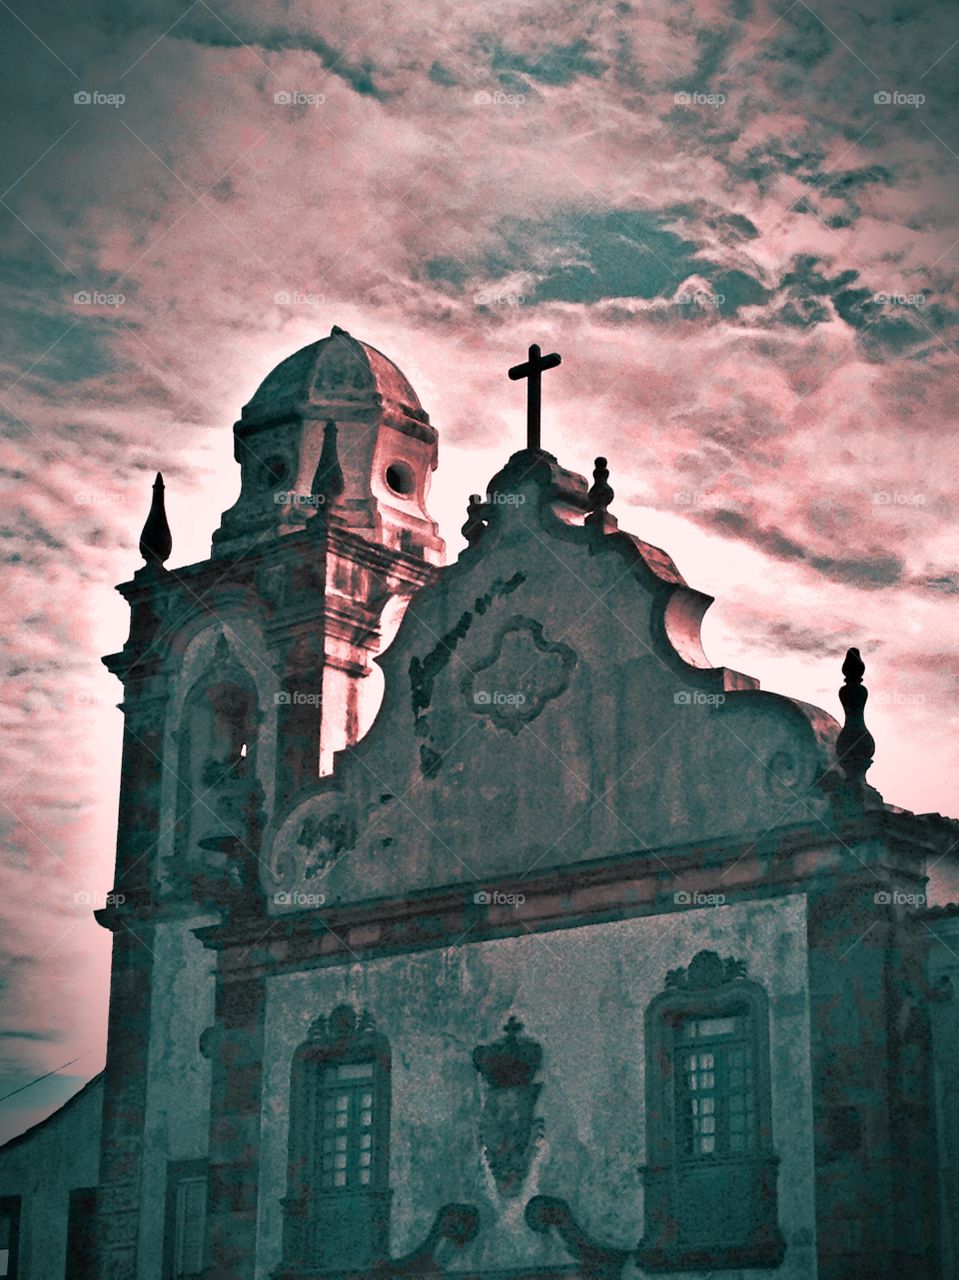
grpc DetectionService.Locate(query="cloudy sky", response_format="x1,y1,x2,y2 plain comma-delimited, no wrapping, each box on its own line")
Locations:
0,0,957,1140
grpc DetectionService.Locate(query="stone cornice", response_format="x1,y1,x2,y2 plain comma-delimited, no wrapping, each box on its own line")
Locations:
194,810,954,973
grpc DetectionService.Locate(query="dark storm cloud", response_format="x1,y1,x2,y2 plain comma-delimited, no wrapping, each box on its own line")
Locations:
188,25,383,98
423,207,949,348
706,507,904,589
728,616,852,659
917,573,959,595
79,2,387,97
765,4,835,71
488,38,608,86
425,207,770,312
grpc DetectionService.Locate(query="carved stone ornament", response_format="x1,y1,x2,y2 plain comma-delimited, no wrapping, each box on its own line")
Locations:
472,1015,543,1197
296,809,357,881
464,617,576,734
268,792,362,891
306,1003,377,1050
665,949,747,991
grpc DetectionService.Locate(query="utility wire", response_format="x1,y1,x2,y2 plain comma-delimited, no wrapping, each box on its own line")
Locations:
0,1052,94,1105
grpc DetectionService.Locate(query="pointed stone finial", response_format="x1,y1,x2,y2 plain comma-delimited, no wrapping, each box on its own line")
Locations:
836,647,875,784
585,456,615,529
139,472,172,567
310,419,345,511
462,493,487,545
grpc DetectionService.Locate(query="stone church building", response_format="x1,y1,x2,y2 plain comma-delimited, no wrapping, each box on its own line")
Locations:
1,326,958,1280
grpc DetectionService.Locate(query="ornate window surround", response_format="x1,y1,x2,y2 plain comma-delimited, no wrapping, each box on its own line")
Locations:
639,951,785,1272
278,1005,391,1277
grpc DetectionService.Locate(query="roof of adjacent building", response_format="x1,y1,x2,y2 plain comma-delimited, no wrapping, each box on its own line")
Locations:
0,1071,103,1155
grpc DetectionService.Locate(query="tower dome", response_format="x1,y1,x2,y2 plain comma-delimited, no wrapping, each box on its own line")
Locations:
213,327,444,564
243,326,428,428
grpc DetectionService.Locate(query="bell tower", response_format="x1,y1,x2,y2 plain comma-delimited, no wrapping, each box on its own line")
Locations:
213,324,444,564
93,330,444,1280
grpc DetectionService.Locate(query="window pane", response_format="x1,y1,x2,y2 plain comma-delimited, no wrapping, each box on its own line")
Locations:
696,1017,739,1038
675,1012,756,1159
335,1063,375,1081
317,1058,379,1192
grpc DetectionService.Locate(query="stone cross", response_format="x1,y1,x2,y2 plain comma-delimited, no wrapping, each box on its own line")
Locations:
508,343,561,453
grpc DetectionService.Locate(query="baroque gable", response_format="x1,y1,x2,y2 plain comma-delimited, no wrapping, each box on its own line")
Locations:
264,448,841,911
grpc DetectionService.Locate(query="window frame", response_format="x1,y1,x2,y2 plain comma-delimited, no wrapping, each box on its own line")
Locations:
0,1195,21,1280
162,1159,208,1280
317,1060,380,1194
281,1008,391,1275
639,955,785,1271
64,1186,98,1280
674,1012,757,1161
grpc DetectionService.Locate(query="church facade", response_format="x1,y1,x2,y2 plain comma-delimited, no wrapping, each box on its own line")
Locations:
1,327,958,1280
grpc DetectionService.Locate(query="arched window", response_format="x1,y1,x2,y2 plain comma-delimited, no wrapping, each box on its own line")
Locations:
639,951,785,1271
280,1006,391,1275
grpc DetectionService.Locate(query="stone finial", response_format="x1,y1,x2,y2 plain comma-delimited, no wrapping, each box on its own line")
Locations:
585,456,615,529
310,419,345,510
139,472,172,567
461,494,487,545
836,647,875,784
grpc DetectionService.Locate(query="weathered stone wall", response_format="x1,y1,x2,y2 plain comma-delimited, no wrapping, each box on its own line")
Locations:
928,916,959,1280
256,894,817,1280
136,917,217,1279
0,1074,102,1280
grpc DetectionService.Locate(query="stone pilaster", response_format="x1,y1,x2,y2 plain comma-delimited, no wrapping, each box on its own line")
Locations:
94,667,168,1279
806,859,942,1280
95,903,159,1279
203,964,268,1280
